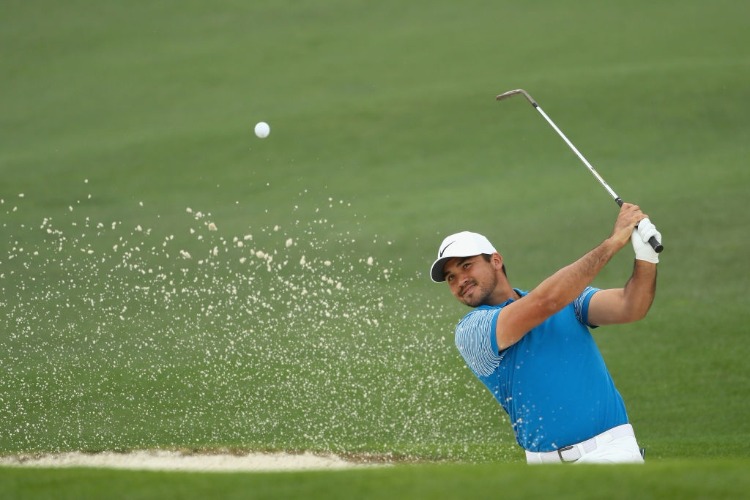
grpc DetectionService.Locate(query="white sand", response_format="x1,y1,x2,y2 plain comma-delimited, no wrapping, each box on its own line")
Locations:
0,450,373,473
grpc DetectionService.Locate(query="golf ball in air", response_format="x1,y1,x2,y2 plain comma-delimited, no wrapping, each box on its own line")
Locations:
254,122,270,138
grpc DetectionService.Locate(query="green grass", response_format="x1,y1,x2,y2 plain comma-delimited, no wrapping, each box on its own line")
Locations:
2,460,750,500
2,0,750,497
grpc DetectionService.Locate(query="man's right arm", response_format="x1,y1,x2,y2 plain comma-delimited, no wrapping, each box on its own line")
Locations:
494,203,647,350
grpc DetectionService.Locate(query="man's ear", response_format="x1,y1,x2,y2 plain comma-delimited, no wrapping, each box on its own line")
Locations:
491,253,504,271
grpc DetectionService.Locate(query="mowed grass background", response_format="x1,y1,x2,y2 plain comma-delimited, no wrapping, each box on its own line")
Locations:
1,0,749,498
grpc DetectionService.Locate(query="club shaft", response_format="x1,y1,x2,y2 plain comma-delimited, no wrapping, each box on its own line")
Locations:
496,89,663,253
532,104,622,205
532,104,664,251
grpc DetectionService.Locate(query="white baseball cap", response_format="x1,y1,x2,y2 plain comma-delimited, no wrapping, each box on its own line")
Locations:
430,231,498,282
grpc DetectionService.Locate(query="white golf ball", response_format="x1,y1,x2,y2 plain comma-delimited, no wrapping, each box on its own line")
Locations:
254,121,270,139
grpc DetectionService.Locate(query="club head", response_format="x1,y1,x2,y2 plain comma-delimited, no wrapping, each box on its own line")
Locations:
496,88,537,107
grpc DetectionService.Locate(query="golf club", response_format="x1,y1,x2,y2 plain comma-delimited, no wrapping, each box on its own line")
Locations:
496,89,663,253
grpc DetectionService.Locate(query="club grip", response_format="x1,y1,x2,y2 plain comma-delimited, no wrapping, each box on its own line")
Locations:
648,235,663,253
623,206,663,254
636,217,664,254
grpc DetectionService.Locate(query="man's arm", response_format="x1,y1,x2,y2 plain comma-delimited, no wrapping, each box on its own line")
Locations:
495,203,647,350
587,254,657,326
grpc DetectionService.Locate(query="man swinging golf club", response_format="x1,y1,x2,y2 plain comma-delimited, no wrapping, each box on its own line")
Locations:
430,202,661,463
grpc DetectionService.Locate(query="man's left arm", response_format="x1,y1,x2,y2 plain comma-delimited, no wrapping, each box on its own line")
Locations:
588,220,661,326
586,260,657,326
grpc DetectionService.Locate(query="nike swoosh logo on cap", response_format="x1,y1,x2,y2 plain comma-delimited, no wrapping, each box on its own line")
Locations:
439,241,456,257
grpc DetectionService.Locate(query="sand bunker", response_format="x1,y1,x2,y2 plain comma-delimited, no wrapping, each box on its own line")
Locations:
0,450,374,473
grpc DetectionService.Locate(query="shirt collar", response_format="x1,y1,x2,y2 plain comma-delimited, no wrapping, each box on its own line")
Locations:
499,288,526,307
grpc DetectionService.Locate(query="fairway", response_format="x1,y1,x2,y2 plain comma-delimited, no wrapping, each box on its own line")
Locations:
2,0,749,497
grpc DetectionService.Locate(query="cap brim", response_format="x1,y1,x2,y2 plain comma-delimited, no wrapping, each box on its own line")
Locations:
430,256,452,282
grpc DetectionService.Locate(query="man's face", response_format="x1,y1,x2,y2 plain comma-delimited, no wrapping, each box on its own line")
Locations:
442,254,500,307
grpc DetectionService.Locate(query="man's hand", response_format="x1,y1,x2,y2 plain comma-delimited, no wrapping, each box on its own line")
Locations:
610,203,648,250
631,218,661,264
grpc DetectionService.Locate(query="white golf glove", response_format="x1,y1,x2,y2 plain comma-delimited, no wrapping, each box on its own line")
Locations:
631,218,661,264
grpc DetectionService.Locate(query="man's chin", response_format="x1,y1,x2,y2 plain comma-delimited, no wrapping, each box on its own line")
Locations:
461,296,483,308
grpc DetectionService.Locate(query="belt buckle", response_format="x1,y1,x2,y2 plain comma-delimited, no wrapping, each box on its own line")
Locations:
556,445,579,463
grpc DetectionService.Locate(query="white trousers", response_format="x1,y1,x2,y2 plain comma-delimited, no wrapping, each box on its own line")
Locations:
525,424,645,464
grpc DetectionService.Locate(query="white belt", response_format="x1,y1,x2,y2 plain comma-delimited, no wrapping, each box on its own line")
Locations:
525,424,636,463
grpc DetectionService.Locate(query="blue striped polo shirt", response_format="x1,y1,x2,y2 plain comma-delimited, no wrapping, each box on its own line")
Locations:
454,287,629,452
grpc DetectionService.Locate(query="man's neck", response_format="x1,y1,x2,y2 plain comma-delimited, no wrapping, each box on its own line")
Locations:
488,283,520,306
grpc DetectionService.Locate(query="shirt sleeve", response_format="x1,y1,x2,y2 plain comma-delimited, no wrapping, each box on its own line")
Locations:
454,308,504,377
573,286,600,327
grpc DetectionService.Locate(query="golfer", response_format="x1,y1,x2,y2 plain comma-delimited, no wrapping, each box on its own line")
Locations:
430,203,660,464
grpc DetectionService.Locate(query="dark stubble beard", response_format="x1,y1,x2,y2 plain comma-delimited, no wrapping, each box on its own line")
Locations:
460,273,499,308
